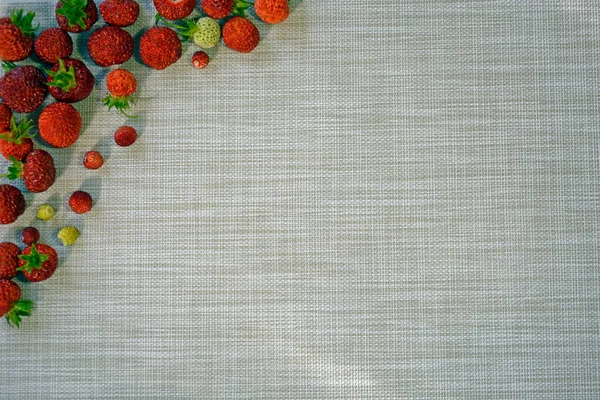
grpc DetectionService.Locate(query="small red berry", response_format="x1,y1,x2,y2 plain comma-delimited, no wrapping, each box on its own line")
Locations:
192,51,210,69
114,126,137,147
21,227,39,245
83,151,104,169
69,190,92,214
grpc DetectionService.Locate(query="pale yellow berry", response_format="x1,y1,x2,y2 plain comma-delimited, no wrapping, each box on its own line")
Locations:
36,204,55,221
193,17,220,49
58,226,80,246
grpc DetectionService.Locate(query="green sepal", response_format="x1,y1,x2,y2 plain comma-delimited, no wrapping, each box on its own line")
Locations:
5,300,34,328
155,14,198,41
0,117,36,144
103,94,139,119
1,61,17,73
56,0,89,29
232,0,252,17
16,243,49,274
45,59,77,93
10,9,38,37
0,156,24,180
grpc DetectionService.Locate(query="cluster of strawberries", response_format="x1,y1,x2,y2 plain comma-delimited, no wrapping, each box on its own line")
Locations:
0,0,292,328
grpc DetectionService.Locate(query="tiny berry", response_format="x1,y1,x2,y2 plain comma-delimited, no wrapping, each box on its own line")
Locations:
84,151,104,169
192,51,210,69
69,191,93,214
21,227,40,245
36,204,55,221
114,126,137,147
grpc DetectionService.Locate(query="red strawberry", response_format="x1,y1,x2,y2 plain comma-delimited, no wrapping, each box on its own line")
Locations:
154,0,195,21
0,279,34,327
0,242,20,279
34,27,73,64
0,10,37,62
69,190,92,214
56,0,99,33
0,64,47,113
38,102,82,148
103,68,138,118
201,0,234,19
87,25,133,67
254,0,289,24
192,51,210,69
222,16,259,53
3,150,56,193
83,151,103,169
0,103,11,131
18,243,58,283
0,116,35,161
21,227,40,245
0,184,25,225
139,27,182,70
100,0,140,27
46,58,95,103
114,125,137,147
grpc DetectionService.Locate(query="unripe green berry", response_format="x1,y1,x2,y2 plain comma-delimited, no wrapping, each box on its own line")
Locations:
58,226,80,246
36,204,55,221
193,17,220,49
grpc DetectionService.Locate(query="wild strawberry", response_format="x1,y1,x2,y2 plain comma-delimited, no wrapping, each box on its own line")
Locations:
87,25,133,67
0,116,34,161
222,16,260,53
0,64,47,113
0,279,34,327
58,226,79,246
56,0,99,33
3,150,56,193
254,0,289,24
38,102,82,148
139,26,182,70
201,0,234,19
69,190,92,214
0,184,25,225
0,242,20,279
46,58,95,103
114,125,136,146
103,68,138,118
34,27,73,64
153,0,195,21
83,150,103,169
192,51,209,69
36,204,55,221
157,15,220,49
0,103,11,132
18,243,58,283
21,227,40,245
0,10,37,62
100,0,139,27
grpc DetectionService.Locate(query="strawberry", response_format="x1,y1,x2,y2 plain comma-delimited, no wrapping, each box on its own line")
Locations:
139,26,182,70
18,243,58,283
69,190,92,214
83,151,103,169
201,0,234,19
0,116,35,161
0,242,20,279
56,0,99,33
222,16,260,53
0,279,34,327
38,102,82,148
34,27,73,64
192,51,209,69
114,125,137,146
100,0,139,27
0,103,11,132
153,0,195,21
87,25,133,67
0,184,25,225
156,15,220,49
0,64,47,113
254,0,289,24
21,227,40,245
3,150,56,193
103,68,138,118
0,10,37,62
46,58,95,103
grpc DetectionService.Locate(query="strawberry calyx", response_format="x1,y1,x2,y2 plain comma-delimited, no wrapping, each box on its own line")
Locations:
45,59,77,93
5,299,34,328
155,14,198,41
0,117,35,144
56,0,89,29
0,156,24,180
102,94,139,118
1,61,17,73
10,9,38,37
16,243,49,274
232,0,253,17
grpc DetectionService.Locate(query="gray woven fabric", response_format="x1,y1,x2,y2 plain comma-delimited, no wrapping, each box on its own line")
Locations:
0,0,599,398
